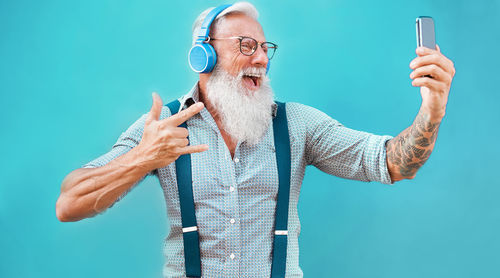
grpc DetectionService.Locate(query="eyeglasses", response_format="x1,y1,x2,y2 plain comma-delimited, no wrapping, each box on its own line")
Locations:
208,36,278,60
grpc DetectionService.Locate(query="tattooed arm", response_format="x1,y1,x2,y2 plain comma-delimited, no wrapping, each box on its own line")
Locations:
386,45,455,182
386,109,441,181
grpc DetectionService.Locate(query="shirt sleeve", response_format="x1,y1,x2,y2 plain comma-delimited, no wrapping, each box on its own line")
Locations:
82,113,152,204
289,103,394,185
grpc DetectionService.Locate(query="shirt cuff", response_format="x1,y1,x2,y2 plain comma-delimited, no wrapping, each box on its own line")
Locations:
366,134,394,185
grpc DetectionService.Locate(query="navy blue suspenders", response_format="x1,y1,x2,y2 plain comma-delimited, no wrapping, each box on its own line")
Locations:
166,100,202,277
165,100,291,278
270,101,292,278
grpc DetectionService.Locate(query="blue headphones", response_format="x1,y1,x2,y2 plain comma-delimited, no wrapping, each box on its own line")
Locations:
188,4,270,74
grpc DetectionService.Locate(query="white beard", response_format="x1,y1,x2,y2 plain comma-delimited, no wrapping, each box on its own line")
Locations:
205,65,275,145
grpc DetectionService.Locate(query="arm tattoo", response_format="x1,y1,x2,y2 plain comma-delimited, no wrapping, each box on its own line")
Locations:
386,111,441,179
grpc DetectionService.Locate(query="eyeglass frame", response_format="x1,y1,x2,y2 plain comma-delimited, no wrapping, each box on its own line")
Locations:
206,36,278,60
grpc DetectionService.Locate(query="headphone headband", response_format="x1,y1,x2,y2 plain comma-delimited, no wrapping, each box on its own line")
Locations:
196,4,232,41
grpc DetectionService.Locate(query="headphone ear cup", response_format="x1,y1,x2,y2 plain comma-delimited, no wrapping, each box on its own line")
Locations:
188,43,217,73
202,43,217,73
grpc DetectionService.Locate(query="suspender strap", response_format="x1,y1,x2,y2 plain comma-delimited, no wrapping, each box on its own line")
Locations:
270,101,291,278
165,100,202,278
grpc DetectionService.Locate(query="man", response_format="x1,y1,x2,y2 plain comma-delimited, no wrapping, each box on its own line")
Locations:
56,2,455,277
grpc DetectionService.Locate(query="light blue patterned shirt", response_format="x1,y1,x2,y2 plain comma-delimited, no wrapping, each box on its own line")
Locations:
84,83,394,277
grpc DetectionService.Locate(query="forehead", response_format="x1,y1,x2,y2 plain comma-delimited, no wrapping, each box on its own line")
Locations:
214,13,266,41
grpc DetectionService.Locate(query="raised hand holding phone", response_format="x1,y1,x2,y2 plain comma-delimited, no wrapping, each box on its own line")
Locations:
410,16,455,120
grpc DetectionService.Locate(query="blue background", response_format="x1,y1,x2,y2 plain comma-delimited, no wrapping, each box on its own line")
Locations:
1,0,499,277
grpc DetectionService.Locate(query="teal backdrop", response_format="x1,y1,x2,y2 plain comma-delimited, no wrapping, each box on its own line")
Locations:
1,0,499,277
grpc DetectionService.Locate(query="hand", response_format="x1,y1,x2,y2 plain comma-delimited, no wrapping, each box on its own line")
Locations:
135,93,209,170
409,45,455,120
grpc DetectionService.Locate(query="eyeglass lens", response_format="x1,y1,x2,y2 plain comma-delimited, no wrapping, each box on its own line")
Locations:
240,37,276,60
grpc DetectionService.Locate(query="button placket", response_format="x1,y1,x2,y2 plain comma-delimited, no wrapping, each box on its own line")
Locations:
229,146,242,275
221,144,239,276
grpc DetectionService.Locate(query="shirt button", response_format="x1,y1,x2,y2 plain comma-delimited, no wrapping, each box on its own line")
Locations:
230,218,235,224
229,186,235,192
230,253,235,260
234,157,239,163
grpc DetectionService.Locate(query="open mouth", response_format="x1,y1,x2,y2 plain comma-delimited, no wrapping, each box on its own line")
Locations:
242,74,261,90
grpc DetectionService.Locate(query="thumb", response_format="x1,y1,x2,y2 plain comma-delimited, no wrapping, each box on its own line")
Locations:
436,44,441,52
147,92,163,123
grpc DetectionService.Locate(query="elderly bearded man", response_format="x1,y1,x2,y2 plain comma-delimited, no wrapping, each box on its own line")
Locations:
56,2,455,277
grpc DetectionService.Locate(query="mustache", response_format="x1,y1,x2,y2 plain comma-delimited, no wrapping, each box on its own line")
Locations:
238,67,267,79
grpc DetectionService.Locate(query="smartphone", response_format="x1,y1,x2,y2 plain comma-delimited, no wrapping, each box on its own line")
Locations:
416,16,436,50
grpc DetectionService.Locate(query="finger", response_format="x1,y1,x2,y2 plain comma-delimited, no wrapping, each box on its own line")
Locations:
165,138,190,148
411,77,446,92
164,102,205,127
147,92,163,123
410,54,454,75
171,127,189,138
159,127,189,139
177,144,209,155
436,44,441,53
416,46,438,57
410,64,451,83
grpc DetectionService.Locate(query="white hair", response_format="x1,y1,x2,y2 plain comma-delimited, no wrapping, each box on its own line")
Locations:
191,2,259,45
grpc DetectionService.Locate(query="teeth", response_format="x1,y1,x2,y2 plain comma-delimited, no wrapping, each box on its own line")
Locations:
242,67,266,78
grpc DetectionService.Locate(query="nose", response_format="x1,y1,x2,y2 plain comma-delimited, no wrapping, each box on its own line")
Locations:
251,44,269,69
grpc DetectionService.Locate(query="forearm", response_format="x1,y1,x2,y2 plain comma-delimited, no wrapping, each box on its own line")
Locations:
386,107,443,182
56,146,152,222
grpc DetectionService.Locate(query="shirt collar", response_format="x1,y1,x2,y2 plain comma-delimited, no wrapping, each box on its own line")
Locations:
179,82,278,118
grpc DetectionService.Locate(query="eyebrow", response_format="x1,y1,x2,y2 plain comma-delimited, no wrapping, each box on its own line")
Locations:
229,32,267,41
